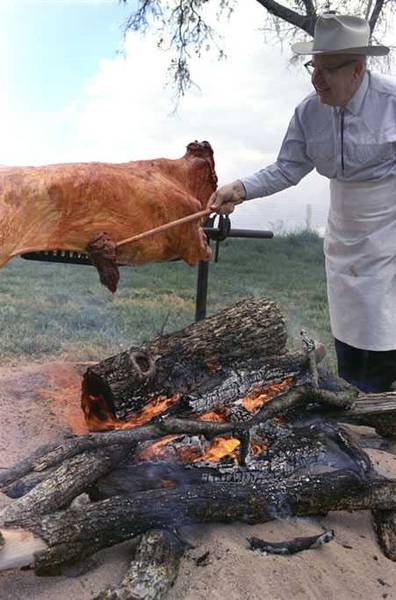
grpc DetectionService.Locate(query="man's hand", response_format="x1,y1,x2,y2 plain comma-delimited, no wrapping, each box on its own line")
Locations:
208,180,246,215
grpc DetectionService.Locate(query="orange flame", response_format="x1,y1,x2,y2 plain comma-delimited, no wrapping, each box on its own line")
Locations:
134,433,242,465
198,408,228,422
194,436,240,463
135,435,204,464
82,392,181,432
241,378,293,414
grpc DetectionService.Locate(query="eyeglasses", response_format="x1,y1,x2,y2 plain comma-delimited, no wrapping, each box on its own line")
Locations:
304,59,358,76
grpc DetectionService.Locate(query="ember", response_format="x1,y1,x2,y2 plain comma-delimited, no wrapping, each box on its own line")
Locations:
133,435,180,462
250,440,268,456
194,436,240,463
198,408,228,422
241,378,293,414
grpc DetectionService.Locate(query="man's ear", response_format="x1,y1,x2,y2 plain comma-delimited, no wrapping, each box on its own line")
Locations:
353,60,365,79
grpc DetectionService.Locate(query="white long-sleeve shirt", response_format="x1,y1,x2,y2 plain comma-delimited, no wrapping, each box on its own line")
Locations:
240,71,396,200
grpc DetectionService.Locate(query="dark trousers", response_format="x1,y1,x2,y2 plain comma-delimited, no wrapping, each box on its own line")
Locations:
334,338,396,393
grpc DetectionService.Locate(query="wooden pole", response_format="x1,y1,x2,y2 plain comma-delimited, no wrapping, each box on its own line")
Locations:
116,208,213,249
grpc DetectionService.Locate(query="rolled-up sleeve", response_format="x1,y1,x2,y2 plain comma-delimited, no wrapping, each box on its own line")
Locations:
240,109,314,200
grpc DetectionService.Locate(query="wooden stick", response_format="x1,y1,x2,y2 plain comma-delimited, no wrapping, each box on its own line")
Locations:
116,207,213,248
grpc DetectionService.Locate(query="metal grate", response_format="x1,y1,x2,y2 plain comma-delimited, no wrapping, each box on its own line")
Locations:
21,250,92,266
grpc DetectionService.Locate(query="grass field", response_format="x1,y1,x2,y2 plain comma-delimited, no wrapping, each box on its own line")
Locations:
0,231,335,368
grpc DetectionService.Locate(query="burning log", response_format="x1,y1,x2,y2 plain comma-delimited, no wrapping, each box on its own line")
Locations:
81,295,396,436
0,413,384,576
82,298,292,424
0,413,371,515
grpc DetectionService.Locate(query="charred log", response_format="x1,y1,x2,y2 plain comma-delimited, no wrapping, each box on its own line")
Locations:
182,356,308,418
0,421,235,497
82,298,291,422
1,417,371,507
2,470,396,574
0,445,128,523
0,438,67,488
0,425,165,492
94,529,184,600
248,529,335,555
2,469,57,499
89,421,371,499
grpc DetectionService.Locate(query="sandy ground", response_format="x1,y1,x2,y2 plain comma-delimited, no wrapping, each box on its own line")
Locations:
0,361,396,600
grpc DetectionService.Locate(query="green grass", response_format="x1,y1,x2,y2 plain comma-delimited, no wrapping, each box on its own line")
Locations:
0,231,335,368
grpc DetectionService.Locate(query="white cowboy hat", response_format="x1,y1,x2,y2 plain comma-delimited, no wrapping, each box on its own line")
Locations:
291,14,389,56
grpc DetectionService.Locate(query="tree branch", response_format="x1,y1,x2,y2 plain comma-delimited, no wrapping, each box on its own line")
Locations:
255,0,316,35
300,0,316,19
369,0,386,34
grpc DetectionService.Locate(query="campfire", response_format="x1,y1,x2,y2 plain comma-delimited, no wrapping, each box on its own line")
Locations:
1,297,396,599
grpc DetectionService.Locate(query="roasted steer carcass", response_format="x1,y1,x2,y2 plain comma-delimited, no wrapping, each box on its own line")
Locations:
0,141,217,291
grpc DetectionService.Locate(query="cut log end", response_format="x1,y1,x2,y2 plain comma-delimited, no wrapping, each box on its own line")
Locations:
0,527,47,571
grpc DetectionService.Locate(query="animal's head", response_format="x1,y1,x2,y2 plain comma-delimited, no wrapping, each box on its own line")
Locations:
184,141,218,204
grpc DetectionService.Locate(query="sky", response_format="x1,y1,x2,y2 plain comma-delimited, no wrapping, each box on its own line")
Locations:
0,0,394,233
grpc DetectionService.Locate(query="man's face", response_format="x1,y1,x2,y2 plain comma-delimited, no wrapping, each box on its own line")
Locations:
310,54,363,107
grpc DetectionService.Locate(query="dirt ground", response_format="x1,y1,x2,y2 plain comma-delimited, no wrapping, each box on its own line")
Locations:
1,361,396,600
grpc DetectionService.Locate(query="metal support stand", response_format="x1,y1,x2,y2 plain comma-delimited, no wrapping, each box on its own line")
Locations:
195,260,210,322
194,216,274,322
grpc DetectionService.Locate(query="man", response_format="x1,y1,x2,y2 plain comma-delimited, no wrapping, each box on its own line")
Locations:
209,14,396,392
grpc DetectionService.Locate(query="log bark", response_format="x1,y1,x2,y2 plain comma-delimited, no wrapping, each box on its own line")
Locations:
2,469,57,499
2,470,396,574
372,509,396,561
94,529,184,600
0,426,161,492
82,298,289,422
0,445,128,523
0,439,67,488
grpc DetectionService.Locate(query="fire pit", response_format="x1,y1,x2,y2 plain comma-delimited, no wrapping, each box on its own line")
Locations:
1,297,396,599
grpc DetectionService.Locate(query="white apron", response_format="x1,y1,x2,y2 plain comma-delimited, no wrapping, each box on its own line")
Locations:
325,176,396,351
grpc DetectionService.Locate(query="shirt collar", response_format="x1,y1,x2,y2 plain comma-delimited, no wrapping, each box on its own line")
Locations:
345,71,369,116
